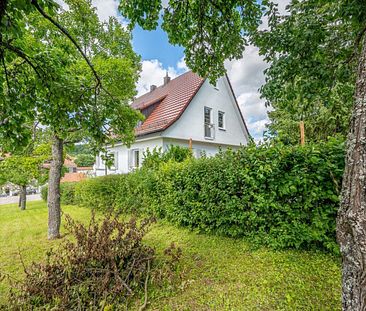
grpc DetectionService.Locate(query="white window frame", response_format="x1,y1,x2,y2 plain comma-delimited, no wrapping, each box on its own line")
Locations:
204,106,215,139
218,111,225,130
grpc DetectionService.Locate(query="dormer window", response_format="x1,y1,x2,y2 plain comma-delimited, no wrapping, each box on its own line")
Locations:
218,111,225,130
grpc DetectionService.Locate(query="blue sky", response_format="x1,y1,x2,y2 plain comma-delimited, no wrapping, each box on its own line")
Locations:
132,25,184,68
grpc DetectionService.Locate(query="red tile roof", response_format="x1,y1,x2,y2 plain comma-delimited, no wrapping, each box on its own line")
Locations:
61,172,86,183
132,71,205,136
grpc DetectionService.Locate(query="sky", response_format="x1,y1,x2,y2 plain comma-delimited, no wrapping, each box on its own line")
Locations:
76,0,290,141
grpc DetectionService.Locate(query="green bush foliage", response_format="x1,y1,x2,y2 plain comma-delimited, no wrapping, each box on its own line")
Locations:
142,145,192,170
41,182,77,205
56,138,345,253
74,175,121,210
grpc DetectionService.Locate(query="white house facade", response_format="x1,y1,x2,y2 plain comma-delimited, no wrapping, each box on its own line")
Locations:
94,71,250,176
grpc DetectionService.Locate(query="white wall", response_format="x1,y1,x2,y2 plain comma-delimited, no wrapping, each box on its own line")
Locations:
95,137,163,176
163,76,249,146
163,138,241,158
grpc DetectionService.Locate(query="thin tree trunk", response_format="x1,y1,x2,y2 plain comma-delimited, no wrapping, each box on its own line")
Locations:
19,185,26,210
337,33,366,310
47,135,63,240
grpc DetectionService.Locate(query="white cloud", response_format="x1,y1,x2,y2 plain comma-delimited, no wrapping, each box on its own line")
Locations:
225,0,290,140
177,57,188,72
92,0,120,22
226,45,269,140
136,59,189,96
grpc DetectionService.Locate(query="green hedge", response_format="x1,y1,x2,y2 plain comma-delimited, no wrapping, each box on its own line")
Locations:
41,182,77,205
44,138,345,253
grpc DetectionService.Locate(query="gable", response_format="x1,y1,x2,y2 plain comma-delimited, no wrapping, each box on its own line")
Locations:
132,71,204,136
162,75,250,146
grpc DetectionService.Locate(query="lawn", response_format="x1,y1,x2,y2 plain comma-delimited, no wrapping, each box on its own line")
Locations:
0,201,341,310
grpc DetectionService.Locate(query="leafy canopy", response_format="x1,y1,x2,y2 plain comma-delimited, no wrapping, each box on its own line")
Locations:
0,0,142,152
119,0,262,82
255,0,366,143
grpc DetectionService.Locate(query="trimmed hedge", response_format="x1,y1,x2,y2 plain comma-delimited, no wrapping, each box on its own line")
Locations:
44,138,345,253
41,182,77,205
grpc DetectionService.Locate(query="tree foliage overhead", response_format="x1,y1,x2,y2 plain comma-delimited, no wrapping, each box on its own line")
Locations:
255,0,366,143
119,0,262,83
0,0,142,152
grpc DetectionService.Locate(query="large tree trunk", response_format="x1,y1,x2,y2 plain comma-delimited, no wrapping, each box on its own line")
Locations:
19,185,26,210
47,135,63,240
337,33,366,310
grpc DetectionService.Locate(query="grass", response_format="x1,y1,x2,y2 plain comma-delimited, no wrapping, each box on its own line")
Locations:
0,201,341,310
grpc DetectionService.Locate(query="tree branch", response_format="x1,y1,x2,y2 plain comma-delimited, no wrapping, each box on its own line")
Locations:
0,49,10,90
0,41,42,78
31,0,101,88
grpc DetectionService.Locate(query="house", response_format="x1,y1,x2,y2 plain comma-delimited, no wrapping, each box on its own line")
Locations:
94,71,250,176
43,156,92,183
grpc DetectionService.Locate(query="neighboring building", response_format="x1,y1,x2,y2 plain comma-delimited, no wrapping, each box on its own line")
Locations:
44,156,92,183
61,172,87,183
95,71,250,176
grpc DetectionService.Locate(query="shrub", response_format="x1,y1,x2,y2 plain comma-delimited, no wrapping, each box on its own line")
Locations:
71,138,345,253
41,182,77,205
74,153,95,167
153,138,345,253
142,145,192,170
74,175,121,210
40,185,48,201
6,214,182,310
60,182,77,205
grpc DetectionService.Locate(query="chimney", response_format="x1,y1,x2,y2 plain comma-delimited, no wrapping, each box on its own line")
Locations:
150,85,157,92
163,71,171,85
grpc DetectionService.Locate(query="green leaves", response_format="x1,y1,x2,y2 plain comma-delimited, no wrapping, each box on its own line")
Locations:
66,138,345,254
119,0,262,82
255,0,365,143
1,0,142,154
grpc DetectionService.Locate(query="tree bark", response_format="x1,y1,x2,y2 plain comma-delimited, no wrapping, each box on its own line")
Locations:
337,33,366,310
19,185,26,210
47,135,63,240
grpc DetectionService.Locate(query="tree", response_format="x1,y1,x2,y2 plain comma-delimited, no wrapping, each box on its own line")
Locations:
0,144,50,210
254,1,356,144
119,0,262,83
118,0,366,308
0,0,142,239
74,154,95,167
256,1,366,309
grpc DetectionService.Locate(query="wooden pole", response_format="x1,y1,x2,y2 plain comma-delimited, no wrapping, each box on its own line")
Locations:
299,121,305,146
188,138,193,150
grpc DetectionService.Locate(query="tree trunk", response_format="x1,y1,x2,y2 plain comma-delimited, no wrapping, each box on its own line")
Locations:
337,33,366,310
47,135,63,240
19,185,26,210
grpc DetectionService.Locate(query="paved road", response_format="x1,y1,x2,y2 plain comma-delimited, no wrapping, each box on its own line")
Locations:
0,194,42,205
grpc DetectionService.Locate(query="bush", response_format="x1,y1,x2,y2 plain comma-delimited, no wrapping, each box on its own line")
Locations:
72,138,345,253
74,175,121,210
6,214,182,310
142,145,192,170
40,185,48,201
74,153,95,167
41,182,77,205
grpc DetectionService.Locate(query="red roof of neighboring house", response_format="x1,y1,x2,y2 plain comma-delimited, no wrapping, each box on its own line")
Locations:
132,71,205,136
61,172,86,183
64,157,77,168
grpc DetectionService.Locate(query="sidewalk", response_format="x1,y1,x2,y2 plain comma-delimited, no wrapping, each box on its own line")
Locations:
0,194,42,205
